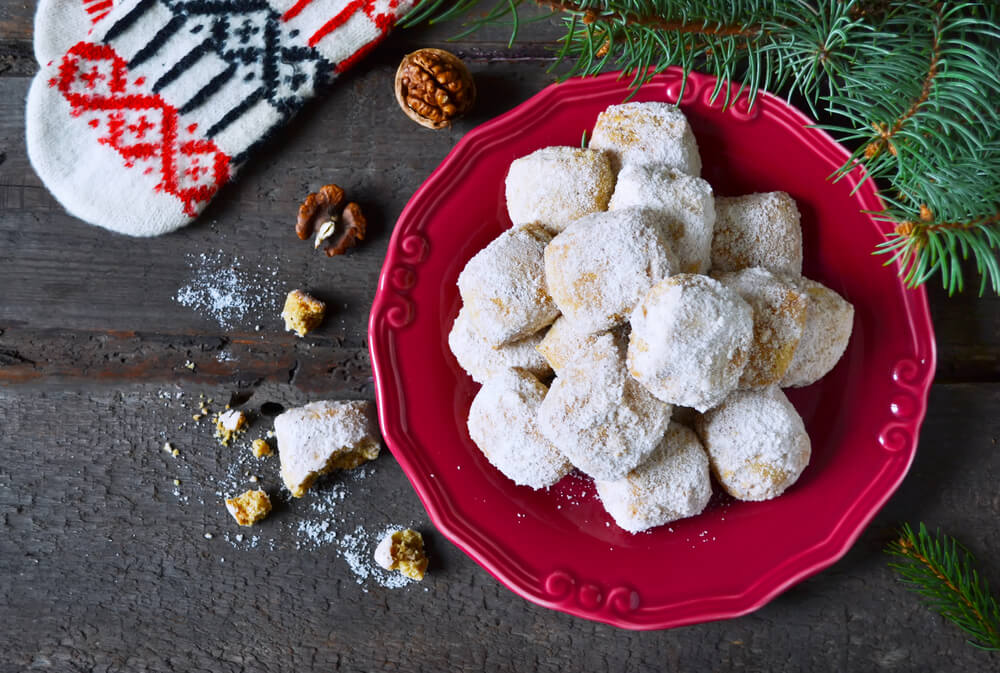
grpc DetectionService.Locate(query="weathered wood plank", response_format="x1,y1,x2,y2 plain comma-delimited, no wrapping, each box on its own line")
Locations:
1,65,998,381
0,326,371,395
0,3,34,47
2,382,998,672
926,282,1000,383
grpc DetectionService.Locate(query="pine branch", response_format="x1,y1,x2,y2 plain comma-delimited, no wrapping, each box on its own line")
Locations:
402,0,1000,296
876,204,1000,294
861,11,942,163
826,2,1000,294
538,0,762,37
885,523,1000,651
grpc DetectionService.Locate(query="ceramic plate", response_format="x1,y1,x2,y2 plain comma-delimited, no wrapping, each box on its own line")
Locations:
368,69,935,629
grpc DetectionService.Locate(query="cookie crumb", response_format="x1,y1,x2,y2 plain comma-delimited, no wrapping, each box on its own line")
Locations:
225,490,272,527
215,409,248,446
251,438,272,457
281,289,326,337
373,529,428,580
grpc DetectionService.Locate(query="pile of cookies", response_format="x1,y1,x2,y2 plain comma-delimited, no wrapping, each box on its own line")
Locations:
450,101,854,534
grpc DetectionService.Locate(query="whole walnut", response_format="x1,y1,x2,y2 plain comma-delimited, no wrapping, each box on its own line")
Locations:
395,48,475,130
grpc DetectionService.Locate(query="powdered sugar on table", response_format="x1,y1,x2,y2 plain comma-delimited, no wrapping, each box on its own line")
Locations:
175,251,281,329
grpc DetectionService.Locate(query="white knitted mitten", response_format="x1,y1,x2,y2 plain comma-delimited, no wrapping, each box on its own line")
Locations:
34,0,112,67
27,0,413,236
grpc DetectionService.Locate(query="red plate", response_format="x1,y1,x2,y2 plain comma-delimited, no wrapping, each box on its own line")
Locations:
368,69,935,629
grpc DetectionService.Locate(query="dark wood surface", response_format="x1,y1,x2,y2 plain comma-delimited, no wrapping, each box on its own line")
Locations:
3,4,999,672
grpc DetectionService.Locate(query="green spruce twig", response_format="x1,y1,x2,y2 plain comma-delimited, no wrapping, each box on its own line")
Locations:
402,1,1000,296
885,523,1000,651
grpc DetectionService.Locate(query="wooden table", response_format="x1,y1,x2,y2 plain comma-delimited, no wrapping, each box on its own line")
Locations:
3,4,999,671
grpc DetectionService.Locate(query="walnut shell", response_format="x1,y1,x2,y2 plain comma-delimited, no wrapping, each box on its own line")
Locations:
395,48,475,130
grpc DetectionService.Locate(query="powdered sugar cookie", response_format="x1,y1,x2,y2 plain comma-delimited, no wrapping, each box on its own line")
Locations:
448,306,552,384
712,192,803,274
543,319,630,420
275,401,380,498
778,275,855,388
538,374,672,482
458,223,560,346
714,267,809,389
467,369,572,489
628,274,753,412
595,422,712,533
589,102,702,175
608,163,715,274
505,146,615,234
535,316,626,379
696,387,811,501
544,208,680,334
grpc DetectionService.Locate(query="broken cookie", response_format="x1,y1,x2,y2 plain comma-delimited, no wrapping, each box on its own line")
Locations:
282,289,326,337
214,408,248,446
274,400,380,497
374,528,428,580
251,438,272,457
225,489,272,526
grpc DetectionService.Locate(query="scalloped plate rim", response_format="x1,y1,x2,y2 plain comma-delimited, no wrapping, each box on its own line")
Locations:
368,69,936,630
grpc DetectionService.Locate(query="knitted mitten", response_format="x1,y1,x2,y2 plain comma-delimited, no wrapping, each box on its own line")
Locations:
33,0,114,68
27,0,414,236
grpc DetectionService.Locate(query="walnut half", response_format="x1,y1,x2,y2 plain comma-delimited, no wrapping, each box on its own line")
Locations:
325,202,366,257
296,183,343,240
296,183,367,256
395,48,475,130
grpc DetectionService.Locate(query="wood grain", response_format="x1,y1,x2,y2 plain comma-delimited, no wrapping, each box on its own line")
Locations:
3,2,1000,671
3,383,999,672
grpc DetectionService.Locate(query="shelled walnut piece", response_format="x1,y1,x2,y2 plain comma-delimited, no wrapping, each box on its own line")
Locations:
225,490,272,526
395,48,475,130
296,183,367,257
374,529,429,580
